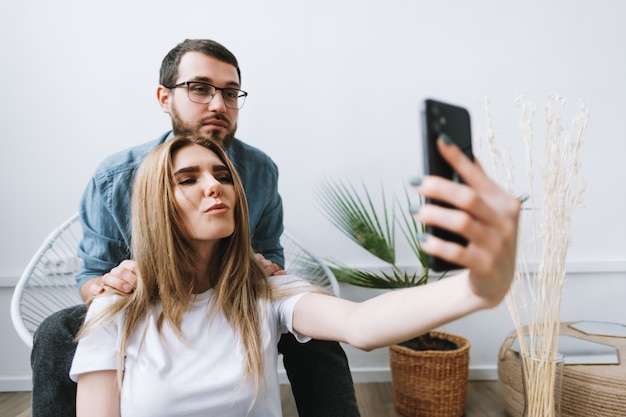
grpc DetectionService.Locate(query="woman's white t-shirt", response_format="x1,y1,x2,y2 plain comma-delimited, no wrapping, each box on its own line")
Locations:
70,275,312,417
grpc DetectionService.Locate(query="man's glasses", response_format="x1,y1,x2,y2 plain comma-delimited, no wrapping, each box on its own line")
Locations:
167,81,248,109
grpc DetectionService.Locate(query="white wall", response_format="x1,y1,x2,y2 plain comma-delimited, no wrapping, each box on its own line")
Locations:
1,0,625,390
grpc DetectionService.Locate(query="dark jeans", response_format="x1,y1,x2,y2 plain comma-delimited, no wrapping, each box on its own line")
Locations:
31,304,360,417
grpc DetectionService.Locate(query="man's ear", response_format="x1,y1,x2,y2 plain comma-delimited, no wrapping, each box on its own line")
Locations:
156,85,171,113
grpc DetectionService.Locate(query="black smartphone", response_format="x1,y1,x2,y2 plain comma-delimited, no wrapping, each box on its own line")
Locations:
421,98,474,271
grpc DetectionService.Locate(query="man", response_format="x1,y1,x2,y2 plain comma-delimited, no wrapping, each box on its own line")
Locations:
31,39,360,417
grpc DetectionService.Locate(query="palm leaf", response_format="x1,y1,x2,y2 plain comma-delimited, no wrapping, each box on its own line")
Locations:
397,188,429,271
318,180,395,264
317,179,436,290
329,261,429,289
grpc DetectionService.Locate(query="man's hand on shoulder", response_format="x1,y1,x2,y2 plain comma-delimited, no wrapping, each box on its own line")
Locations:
80,260,138,302
254,253,286,277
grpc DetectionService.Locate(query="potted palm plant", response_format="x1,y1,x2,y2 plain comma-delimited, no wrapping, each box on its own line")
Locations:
317,180,470,417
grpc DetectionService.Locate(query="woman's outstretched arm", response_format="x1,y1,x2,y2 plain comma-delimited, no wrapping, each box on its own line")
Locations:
293,137,521,350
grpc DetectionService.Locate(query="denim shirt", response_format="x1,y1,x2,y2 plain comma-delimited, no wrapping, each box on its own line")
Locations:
76,131,284,289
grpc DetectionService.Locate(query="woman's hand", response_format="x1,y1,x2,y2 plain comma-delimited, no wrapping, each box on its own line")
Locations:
414,137,521,307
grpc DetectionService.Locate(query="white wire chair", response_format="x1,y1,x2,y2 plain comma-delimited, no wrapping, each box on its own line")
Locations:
11,213,83,348
11,213,339,348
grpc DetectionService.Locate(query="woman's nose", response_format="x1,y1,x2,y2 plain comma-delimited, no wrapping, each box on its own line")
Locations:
204,176,222,197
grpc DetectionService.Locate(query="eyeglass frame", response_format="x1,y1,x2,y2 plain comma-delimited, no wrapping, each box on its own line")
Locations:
166,81,248,109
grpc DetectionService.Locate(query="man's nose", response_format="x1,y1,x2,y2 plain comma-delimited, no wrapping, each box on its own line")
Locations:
208,90,227,112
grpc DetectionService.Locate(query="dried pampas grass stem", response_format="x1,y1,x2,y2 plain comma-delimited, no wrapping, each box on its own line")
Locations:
483,94,587,417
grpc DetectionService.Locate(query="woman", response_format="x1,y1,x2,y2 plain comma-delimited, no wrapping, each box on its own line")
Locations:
71,135,520,416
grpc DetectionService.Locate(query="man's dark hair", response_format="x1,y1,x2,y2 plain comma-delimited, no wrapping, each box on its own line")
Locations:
159,39,241,87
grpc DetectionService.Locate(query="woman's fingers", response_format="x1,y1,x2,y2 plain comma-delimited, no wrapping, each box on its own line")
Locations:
413,136,521,304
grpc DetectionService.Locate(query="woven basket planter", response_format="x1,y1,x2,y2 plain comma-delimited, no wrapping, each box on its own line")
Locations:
498,323,626,417
389,331,470,417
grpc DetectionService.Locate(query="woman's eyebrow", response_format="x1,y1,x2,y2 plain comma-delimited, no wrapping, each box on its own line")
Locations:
174,166,200,176
213,164,230,173
174,164,230,176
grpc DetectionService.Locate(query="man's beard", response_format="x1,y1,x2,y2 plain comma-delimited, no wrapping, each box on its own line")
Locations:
170,105,237,148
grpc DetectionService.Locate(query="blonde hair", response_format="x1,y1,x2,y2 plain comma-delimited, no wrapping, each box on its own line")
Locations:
78,136,274,392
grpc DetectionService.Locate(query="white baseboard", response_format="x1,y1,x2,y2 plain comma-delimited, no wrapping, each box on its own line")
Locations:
0,375,32,392
0,365,501,392
3,361,497,392
344,365,498,382
278,364,498,385
468,366,499,381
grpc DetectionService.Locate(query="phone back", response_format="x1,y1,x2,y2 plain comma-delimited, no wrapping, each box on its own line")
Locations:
422,99,473,181
421,99,473,271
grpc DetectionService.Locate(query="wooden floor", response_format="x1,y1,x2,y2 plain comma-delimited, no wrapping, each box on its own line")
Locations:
0,391,31,417
1,381,507,417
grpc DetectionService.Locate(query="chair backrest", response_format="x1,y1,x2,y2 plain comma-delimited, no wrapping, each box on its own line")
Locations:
11,213,339,348
11,213,83,348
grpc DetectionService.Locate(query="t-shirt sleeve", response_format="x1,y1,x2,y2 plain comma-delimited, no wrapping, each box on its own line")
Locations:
69,295,122,382
270,275,314,343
